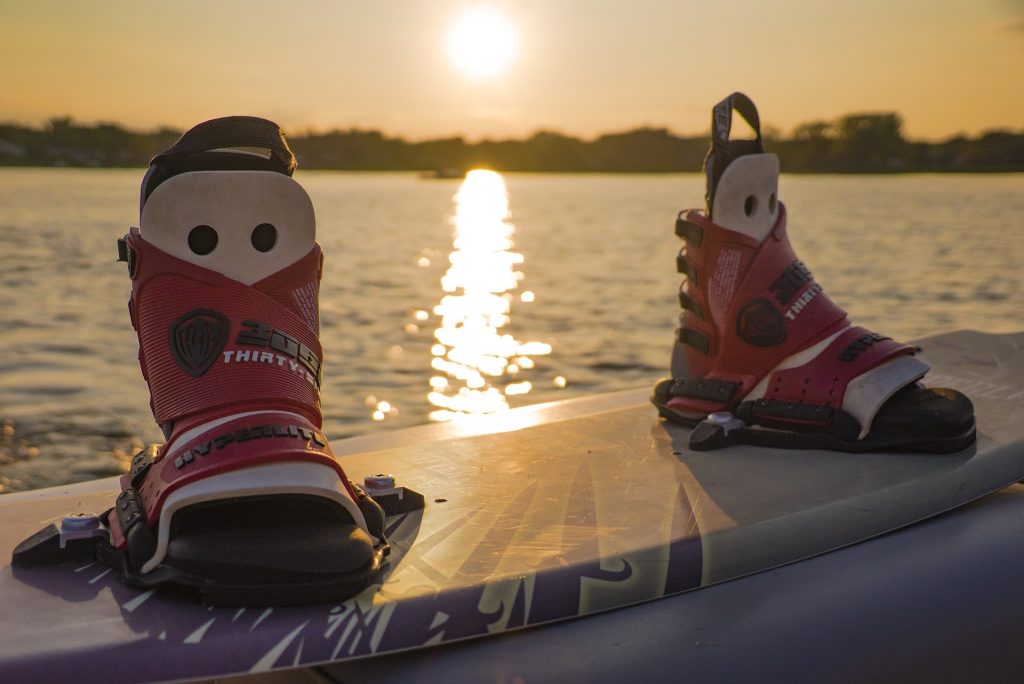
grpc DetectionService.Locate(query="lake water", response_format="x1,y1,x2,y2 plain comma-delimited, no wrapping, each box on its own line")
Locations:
0,169,1022,493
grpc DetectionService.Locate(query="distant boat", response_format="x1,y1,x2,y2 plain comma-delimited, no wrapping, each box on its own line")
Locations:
419,167,467,180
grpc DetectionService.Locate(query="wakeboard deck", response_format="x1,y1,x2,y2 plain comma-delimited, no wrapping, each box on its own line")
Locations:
0,329,1022,683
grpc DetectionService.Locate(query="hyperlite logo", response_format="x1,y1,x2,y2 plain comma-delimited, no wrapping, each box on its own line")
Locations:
736,298,787,347
173,423,328,470
169,310,229,377
168,311,322,388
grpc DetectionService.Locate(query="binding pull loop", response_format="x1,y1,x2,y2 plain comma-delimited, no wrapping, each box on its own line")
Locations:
140,116,298,211
704,92,764,212
151,116,296,174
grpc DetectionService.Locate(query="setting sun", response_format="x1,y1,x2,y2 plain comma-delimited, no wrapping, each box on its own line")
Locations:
446,7,520,80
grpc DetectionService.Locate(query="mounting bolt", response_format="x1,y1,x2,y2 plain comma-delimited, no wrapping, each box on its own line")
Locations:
365,473,396,489
59,512,102,549
704,412,746,436
61,512,100,531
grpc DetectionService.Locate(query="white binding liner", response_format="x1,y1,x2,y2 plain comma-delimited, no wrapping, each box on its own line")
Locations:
140,170,316,285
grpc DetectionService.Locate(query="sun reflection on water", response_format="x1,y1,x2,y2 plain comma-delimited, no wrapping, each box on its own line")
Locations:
428,170,552,421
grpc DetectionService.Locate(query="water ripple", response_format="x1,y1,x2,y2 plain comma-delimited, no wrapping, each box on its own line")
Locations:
0,169,1021,491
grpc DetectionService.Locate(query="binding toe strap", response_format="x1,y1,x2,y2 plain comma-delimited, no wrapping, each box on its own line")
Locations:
744,327,926,437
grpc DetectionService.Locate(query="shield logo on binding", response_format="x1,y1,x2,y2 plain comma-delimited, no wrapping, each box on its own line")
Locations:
735,298,787,348
169,309,229,377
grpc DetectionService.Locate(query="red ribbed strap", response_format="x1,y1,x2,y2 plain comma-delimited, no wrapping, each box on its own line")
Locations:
126,228,324,430
763,327,916,409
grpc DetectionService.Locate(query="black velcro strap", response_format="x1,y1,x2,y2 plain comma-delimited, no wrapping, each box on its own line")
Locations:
127,450,153,489
737,399,862,441
677,327,710,354
668,377,739,402
115,488,145,533
674,215,704,246
676,250,698,285
115,487,156,570
745,398,834,425
678,287,704,320
116,237,137,277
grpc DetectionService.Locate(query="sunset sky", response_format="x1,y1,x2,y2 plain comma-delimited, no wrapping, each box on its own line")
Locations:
1,0,1022,141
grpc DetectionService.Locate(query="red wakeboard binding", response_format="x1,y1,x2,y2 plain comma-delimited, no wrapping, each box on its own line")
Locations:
653,93,975,453
13,117,411,605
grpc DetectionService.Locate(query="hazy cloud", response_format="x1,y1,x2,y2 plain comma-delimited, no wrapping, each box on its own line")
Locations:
997,19,1024,33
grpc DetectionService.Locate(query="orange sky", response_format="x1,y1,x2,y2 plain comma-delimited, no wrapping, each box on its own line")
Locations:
1,0,1022,140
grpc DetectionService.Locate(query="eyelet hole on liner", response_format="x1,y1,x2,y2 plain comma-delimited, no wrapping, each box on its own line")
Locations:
744,195,758,217
251,223,278,253
188,225,218,255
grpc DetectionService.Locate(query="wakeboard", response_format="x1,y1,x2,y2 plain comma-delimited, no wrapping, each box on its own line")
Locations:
0,329,1022,682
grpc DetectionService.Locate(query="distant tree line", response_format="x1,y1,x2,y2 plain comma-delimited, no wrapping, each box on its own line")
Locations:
0,113,1021,173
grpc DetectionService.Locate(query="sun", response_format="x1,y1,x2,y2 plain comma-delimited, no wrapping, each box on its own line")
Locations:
446,7,520,80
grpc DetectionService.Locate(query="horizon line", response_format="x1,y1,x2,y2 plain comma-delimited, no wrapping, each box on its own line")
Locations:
3,114,1022,146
